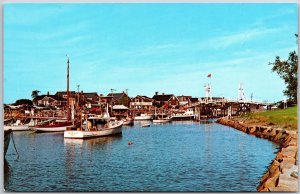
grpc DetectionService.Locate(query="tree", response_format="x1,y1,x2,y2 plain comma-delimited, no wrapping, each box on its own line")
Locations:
269,51,298,103
269,34,298,104
31,90,40,99
15,99,33,106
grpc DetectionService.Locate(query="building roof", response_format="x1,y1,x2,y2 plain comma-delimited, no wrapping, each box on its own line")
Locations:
33,95,46,101
189,98,199,103
140,95,153,100
177,95,192,98
83,92,98,99
55,91,76,98
152,94,174,102
133,95,154,102
85,98,98,104
34,95,66,102
43,95,66,101
107,92,128,101
112,105,129,110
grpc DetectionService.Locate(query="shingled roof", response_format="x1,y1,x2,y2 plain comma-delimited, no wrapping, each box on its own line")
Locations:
152,94,174,102
83,92,98,99
107,93,128,101
189,97,199,103
55,91,76,98
33,95,46,101
34,95,66,102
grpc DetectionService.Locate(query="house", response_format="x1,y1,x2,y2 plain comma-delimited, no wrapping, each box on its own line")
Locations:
107,92,131,107
83,92,99,102
112,105,129,117
85,99,101,110
200,97,225,102
33,94,66,107
188,97,200,106
99,94,112,103
130,95,154,111
55,91,76,99
177,95,192,106
152,92,179,109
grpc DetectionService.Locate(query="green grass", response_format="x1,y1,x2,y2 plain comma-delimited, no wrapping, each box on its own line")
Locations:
242,106,298,130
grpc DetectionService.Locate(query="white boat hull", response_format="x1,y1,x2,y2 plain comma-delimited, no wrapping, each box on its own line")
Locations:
171,115,195,120
64,123,122,139
153,119,171,123
134,115,153,120
31,125,73,132
4,125,29,131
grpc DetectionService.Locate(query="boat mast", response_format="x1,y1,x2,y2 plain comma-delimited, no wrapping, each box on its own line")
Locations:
66,55,71,121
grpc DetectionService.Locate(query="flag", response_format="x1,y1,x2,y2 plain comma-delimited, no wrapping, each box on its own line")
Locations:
207,74,211,78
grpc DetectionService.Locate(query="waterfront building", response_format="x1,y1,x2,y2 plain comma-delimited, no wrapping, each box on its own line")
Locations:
152,92,180,109
177,95,192,107
33,94,66,108
188,97,199,106
130,95,154,113
107,92,131,107
112,104,130,117
82,92,99,102
55,91,76,99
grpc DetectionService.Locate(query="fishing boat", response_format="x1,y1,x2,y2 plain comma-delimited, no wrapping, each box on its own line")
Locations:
64,103,123,139
142,124,150,127
134,113,153,120
4,119,35,131
153,117,171,123
171,109,195,121
4,129,12,156
31,120,74,133
64,119,123,139
153,107,171,123
32,56,74,133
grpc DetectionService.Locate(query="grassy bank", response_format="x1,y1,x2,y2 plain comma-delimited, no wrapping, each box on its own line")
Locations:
240,106,298,131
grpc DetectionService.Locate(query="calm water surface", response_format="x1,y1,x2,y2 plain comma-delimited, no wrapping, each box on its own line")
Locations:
4,121,279,192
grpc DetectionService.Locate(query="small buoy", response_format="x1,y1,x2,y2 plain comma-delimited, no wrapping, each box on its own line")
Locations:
128,141,133,145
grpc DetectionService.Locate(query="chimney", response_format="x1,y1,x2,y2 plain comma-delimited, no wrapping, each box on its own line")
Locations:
155,91,159,95
47,91,50,95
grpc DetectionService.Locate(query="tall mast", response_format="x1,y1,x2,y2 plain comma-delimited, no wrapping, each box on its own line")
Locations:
66,55,70,121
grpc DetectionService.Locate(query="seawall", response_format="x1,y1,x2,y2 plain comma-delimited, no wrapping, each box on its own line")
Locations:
217,118,298,192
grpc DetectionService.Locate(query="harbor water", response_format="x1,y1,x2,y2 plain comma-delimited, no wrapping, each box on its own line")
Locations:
4,121,279,192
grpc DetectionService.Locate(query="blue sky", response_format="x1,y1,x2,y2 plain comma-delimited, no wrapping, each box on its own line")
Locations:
4,3,298,103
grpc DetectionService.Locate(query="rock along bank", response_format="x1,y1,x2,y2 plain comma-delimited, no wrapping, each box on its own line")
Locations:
217,118,298,192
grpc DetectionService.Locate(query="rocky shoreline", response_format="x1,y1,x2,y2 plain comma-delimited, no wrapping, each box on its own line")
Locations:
217,118,298,192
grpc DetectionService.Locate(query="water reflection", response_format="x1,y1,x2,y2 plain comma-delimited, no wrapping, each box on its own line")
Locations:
5,122,279,192
64,135,122,148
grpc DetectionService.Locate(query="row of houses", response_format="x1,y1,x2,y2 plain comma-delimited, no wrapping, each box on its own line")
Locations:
33,91,204,112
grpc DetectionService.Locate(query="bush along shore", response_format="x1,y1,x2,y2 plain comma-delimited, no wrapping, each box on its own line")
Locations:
217,118,298,192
